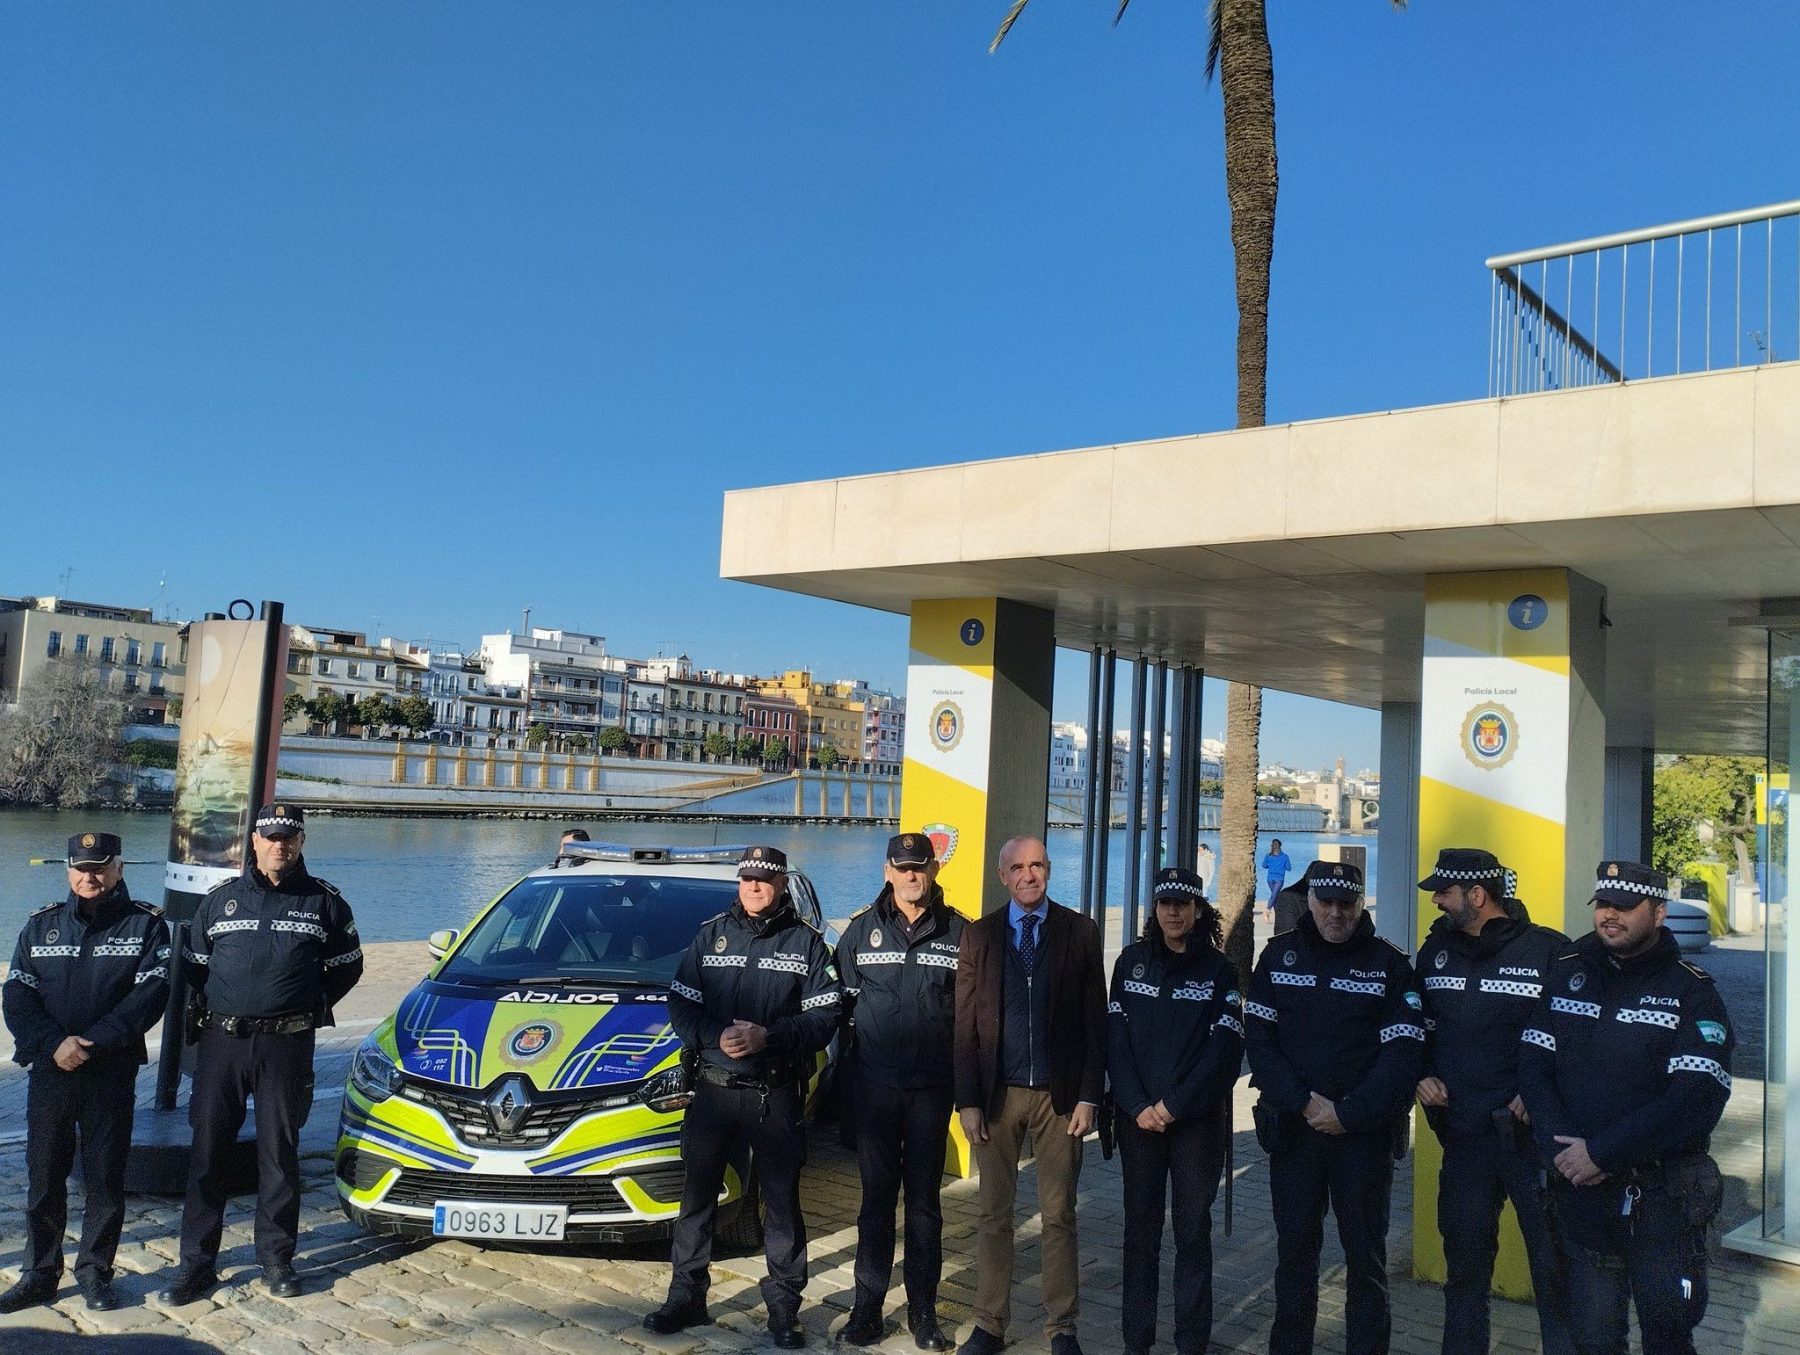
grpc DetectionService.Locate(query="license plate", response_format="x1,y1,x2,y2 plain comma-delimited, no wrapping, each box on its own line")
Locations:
432,1201,568,1241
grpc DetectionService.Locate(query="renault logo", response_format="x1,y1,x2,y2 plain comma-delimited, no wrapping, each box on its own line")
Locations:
486,1074,534,1136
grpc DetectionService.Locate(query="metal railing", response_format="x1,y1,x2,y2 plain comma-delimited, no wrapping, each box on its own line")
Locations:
1489,199,1800,397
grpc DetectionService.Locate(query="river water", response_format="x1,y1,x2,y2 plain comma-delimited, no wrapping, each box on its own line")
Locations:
0,808,1379,946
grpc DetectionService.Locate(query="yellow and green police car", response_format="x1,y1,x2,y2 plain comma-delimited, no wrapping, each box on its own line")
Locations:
335,843,834,1247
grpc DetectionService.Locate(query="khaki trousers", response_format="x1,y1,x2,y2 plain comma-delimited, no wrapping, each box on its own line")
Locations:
972,1085,1084,1339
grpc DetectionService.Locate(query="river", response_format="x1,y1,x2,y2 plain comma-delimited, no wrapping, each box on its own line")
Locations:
0,808,1379,945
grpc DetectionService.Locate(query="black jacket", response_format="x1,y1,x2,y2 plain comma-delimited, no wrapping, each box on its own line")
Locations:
668,899,840,1077
184,860,363,1022
835,884,964,1089
1244,912,1425,1135
4,884,171,1069
1107,934,1243,1122
1416,902,1568,1137
1518,928,1733,1176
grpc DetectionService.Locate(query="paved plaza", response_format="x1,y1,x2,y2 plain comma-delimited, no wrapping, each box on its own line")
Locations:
2,936,1797,1353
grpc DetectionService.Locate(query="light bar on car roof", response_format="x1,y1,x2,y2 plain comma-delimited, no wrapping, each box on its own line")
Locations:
560,843,749,865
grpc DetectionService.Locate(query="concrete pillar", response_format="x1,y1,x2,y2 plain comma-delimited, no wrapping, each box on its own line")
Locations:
422,744,438,787
1413,568,1606,1296
391,739,407,784
1375,701,1421,952
793,773,804,816
899,597,1053,919
1603,745,1654,862
454,748,469,788
483,749,496,788
842,776,852,818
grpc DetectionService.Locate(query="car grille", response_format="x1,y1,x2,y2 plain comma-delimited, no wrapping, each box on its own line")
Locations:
337,1147,395,1192
383,1170,630,1215
398,1076,645,1148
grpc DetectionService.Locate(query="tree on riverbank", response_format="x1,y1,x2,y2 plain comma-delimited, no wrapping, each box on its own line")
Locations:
1652,755,1760,878
0,657,127,807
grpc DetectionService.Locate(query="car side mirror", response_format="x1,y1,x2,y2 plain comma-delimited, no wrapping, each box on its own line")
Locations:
427,928,458,961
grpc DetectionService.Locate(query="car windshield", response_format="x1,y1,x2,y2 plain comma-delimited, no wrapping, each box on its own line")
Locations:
437,872,738,987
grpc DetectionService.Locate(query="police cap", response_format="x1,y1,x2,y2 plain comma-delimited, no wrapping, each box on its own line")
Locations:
1151,866,1207,902
1591,859,1669,909
1418,847,1506,893
1304,859,1364,903
67,831,122,867
255,803,306,839
738,844,789,882
886,833,934,868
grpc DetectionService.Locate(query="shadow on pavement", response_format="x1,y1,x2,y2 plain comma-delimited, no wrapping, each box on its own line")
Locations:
1,1335,218,1355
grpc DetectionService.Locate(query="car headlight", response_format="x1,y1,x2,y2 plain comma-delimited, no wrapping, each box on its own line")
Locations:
350,1042,405,1102
640,1064,693,1114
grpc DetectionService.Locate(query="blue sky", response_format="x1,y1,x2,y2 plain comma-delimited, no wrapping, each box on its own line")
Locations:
4,2,1796,770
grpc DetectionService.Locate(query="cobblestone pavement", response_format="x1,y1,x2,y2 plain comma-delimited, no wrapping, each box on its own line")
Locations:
2,939,1796,1352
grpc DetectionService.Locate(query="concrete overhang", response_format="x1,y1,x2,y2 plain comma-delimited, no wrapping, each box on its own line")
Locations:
722,363,1800,755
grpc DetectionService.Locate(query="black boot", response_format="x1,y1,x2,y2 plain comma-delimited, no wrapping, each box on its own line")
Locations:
770,1311,807,1348
0,1275,58,1314
841,1301,884,1345
643,1296,710,1334
908,1302,951,1351
76,1272,120,1312
158,1269,219,1306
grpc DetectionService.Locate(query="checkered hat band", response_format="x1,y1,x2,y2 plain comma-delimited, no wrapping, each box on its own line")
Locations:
258,815,304,833
1431,867,1502,881
1155,880,1207,899
1306,873,1363,893
739,858,788,873
1595,878,1667,898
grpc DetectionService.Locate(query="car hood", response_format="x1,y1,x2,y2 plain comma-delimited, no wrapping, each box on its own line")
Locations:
384,979,680,1092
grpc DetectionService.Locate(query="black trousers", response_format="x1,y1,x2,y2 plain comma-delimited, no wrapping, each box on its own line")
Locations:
23,1064,138,1284
1555,1183,1709,1355
1438,1128,1575,1355
1119,1111,1226,1355
668,1079,808,1319
852,1077,953,1312
1269,1126,1395,1355
178,1028,315,1274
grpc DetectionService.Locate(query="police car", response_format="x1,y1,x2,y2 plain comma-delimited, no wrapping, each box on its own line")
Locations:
335,843,836,1247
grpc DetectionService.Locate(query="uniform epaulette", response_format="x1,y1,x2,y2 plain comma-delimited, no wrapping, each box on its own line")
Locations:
315,878,343,897
701,910,732,929
848,905,873,922
1556,950,1580,962
1270,926,1297,940
30,900,62,914
1680,961,1715,982
128,899,161,916
1377,935,1409,957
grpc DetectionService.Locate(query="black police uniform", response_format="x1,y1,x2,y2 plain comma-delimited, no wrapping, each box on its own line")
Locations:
174,820,362,1285
661,849,840,1336
3,844,169,1303
835,870,965,1339
1106,869,1243,1355
1245,863,1423,1355
1415,851,1574,1355
1518,864,1733,1355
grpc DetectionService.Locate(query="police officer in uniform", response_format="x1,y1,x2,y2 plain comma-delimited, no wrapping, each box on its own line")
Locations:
835,832,964,1350
1108,867,1244,1355
648,845,840,1349
1414,848,1573,1355
161,804,363,1305
2,832,170,1313
1245,860,1423,1355
1518,861,1733,1355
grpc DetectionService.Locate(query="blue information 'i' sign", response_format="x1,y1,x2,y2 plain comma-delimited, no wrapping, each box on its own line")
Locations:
960,619,985,646
1508,594,1548,631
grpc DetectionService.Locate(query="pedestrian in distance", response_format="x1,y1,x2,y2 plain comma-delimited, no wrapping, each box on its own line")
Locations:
1262,838,1294,911
1414,847,1574,1355
648,845,841,1349
952,835,1107,1355
834,831,965,1350
1107,866,1244,1355
1518,860,1734,1355
1,831,170,1314
1245,859,1424,1355
161,804,364,1305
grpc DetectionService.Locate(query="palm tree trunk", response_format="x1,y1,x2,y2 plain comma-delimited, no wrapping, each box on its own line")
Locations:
1212,0,1277,984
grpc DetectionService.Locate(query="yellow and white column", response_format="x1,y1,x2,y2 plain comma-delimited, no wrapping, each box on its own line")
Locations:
1412,568,1606,1293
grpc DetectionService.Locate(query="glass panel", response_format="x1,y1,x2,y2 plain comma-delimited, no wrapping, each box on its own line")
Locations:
1766,629,1799,1240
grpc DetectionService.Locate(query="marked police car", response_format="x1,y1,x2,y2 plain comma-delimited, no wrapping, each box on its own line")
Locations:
335,843,835,1247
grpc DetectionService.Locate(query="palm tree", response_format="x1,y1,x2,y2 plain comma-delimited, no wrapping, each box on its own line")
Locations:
992,0,1399,978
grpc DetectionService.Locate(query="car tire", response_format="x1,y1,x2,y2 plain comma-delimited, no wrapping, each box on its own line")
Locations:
717,1162,765,1253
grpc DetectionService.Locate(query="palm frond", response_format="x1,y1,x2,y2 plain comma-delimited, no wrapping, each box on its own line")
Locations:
989,0,1032,52
1203,0,1223,83
1112,0,1132,27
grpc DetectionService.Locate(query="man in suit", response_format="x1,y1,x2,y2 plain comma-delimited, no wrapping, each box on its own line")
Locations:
953,836,1107,1355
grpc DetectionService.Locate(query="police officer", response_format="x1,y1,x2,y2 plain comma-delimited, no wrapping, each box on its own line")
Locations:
1518,861,1734,1355
835,832,964,1351
1414,848,1573,1355
648,845,840,1349
1,832,170,1313
1108,867,1243,1355
161,803,363,1305
1245,859,1423,1355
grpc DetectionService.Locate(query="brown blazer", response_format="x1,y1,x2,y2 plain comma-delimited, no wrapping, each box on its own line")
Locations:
953,899,1107,1117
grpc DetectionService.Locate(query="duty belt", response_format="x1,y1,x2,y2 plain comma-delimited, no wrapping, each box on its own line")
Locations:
696,1061,797,1093
199,1011,315,1037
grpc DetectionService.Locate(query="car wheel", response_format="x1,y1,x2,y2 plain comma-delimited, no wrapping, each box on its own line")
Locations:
717,1161,765,1253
